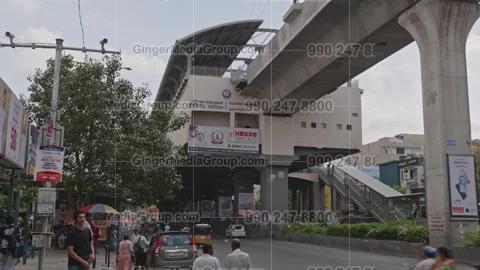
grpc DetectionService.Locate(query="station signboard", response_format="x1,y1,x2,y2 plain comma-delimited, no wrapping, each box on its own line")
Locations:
188,125,259,154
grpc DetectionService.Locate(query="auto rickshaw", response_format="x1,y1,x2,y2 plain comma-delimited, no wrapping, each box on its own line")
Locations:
193,223,212,248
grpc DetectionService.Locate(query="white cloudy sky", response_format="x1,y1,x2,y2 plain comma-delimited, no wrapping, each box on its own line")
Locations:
0,0,479,144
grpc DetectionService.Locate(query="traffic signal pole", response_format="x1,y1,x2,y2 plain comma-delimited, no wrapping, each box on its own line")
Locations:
1,32,120,270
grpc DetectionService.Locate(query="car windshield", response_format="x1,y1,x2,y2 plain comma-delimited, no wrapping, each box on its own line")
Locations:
194,226,211,234
234,225,243,230
160,234,191,246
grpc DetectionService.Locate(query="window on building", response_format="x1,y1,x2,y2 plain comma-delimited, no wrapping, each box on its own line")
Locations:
410,168,418,180
396,147,405,155
311,122,317,128
301,122,306,128
321,123,327,128
352,113,359,117
346,124,352,130
337,124,342,130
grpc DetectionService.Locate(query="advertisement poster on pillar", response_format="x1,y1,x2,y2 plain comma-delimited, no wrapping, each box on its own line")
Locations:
188,125,259,154
34,146,65,184
447,154,479,217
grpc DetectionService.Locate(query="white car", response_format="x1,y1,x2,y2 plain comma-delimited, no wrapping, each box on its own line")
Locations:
225,224,246,238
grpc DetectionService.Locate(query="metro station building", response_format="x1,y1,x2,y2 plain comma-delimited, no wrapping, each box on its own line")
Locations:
156,20,363,218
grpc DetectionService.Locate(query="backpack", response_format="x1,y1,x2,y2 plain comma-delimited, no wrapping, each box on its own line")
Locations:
0,226,24,258
134,236,145,253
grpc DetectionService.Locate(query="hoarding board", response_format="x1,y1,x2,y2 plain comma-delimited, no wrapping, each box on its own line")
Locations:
188,125,259,154
34,146,65,183
27,124,39,176
5,93,24,166
37,188,56,215
0,80,8,155
0,78,28,169
447,154,479,218
238,193,254,217
218,196,233,217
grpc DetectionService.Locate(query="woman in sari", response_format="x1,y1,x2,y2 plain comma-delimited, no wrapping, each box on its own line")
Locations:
117,234,134,270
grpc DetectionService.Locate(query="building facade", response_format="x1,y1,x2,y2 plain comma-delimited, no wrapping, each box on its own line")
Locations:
156,20,363,217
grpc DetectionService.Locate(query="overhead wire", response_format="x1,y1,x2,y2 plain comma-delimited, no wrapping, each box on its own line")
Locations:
77,0,87,59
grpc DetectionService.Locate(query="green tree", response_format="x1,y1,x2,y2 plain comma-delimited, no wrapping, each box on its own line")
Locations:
25,55,187,208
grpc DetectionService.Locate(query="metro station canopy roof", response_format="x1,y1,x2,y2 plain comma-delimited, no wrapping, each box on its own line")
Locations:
156,19,263,102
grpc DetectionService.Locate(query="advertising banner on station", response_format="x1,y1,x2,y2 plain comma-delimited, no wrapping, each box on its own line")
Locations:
238,193,254,217
188,125,259,154
218,196,233,217
34,146,65,183
447,154,478,217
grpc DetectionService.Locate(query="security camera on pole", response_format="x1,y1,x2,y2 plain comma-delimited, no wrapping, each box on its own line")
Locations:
1,32,120,270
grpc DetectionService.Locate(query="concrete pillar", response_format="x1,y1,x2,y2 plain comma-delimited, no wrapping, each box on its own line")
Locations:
312,181,322,211
332,189,338,213
260,166,289,212
232,169,255,216
399,0,480,247
233,176,239,217
291,189,297,211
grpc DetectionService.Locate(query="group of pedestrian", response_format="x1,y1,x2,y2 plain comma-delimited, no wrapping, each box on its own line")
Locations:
0,216,23,270
115,229,148,270
415,246,457,270
193,238,251,270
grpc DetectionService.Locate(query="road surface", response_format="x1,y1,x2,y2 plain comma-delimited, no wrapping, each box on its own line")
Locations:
16,238,473,270
211,238,472,270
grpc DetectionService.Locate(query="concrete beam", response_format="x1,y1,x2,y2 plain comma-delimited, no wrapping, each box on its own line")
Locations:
243,0,416,100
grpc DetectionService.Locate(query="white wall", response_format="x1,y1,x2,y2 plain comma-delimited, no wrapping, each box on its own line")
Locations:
168,75,364,154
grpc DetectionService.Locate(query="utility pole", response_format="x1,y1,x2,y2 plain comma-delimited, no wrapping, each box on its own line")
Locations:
1,32,120,270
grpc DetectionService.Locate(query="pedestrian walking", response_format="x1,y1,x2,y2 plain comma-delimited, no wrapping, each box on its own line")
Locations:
432,247,456,270
86,214,100,269
415,246,436,270
225,238,251,270
66,211,95,270
133,231,148,270
193,244,221,270
117,235,134,270
0,216,22,270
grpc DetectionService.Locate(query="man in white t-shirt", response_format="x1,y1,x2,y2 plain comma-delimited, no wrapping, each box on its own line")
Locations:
193,244,221,270
225,239,251,270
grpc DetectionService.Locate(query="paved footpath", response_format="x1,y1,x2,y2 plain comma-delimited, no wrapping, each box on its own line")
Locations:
16,248,117,270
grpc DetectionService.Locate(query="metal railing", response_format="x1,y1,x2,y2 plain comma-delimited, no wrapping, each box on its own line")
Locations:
320,164,414,222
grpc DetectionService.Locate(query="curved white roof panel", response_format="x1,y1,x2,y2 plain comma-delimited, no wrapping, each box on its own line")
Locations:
156,20,263,101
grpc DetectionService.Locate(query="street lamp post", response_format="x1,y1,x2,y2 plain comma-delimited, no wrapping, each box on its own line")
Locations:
1,32,121,270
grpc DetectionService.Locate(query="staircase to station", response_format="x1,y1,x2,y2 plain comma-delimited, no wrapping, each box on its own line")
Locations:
318,160,418,223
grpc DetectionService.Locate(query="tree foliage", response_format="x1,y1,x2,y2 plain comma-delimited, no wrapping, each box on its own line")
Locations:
25,55,187,208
